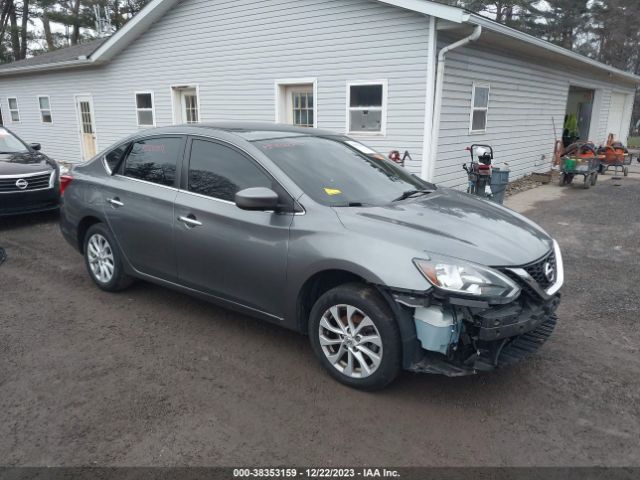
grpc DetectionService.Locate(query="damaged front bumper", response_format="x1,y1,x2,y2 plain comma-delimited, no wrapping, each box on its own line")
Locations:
385,257,562,377
407,294,560,376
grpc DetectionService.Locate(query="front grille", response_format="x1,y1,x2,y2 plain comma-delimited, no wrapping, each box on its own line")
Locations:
0,172,52,193
523,251,556,290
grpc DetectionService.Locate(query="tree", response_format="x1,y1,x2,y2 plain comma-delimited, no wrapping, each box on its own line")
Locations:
0,0,151,62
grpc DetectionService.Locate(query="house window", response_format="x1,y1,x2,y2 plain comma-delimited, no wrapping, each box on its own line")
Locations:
184,94,199,124
171,85,200,125
135,92,155,127
470,84,490,133
347,81,387,134
275,80,316,128
8,97,20,123
38,96,53,123
292,91,314,127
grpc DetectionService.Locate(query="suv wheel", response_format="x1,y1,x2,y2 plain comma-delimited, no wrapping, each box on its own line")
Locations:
309,283,401,390
84,223,133,292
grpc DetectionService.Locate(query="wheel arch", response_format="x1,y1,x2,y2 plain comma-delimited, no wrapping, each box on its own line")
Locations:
77,215,103,253
296,269,369,334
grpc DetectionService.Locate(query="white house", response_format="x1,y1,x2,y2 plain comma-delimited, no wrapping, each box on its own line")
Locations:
0,0,638,188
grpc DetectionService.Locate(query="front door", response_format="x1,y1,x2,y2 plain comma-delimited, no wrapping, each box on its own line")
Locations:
76,95,98,160
102,135,186,282
174,137,292,318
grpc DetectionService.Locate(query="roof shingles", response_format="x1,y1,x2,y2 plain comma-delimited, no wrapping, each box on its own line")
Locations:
0,38,107,72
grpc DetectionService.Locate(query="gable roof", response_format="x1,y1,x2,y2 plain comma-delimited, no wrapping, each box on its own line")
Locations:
0,0,638,84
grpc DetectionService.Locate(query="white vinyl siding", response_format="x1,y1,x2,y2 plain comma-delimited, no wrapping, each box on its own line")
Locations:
435,39,636,188
0,0,635,182
0,0,430,172
38,96,53,124
7,97,20,122
135,92,155,127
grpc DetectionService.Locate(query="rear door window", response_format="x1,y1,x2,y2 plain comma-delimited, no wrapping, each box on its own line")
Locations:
123,136,184,187
187,139,273,202
105,143,128,173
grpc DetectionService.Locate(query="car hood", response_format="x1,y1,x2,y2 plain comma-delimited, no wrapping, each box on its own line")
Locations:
333,188,553,267
0,152,56,175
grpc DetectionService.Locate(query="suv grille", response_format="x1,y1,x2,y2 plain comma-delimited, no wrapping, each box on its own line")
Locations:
0,172,52,193
523,251,556,290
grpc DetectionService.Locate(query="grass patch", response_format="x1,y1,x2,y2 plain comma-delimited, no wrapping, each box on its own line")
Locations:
629,136,640,148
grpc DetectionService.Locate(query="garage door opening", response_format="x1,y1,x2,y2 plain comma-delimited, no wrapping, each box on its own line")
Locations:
563,86,595,146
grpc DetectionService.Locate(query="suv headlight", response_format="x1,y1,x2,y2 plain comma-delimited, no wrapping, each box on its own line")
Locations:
414,255,520,300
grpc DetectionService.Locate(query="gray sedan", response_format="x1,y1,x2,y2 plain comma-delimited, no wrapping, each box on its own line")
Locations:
60,123,563,389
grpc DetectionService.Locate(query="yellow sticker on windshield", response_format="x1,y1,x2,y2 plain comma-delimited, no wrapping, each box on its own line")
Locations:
324,188,342,196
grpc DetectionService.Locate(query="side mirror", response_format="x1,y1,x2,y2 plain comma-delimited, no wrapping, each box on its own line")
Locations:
30,143,41,151
235,187,279,211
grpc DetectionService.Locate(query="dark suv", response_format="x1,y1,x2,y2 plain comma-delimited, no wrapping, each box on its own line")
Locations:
0,127,60,216
60,123,563,390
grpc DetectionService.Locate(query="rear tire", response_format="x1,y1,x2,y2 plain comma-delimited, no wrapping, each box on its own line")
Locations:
83,223,133,292
583,174,591,189
308,283,401,390
591,172,598,186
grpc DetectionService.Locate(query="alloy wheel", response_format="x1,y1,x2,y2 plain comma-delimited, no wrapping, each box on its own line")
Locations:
318,304,383,379
87,233,115,284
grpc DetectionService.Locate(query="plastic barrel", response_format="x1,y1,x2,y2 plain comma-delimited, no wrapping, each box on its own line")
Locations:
490,168,510,205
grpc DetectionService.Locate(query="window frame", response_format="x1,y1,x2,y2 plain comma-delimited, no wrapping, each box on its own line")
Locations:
182,135,296,212
134,91,156,128
116,134,186,189
103,141,132,175
7,97,20,123
37,95,53,124
274,78,318,128
346,80,388,136
170,84,200,125
469,83,490,134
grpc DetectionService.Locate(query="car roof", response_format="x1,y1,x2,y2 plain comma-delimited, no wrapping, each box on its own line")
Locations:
134,122,343,142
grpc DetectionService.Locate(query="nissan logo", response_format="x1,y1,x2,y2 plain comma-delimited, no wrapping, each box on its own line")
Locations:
543,261,555,283
15,178,28,190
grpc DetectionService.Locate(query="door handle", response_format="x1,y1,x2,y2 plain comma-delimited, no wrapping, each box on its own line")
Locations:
107,198,124,207
178,215,203,227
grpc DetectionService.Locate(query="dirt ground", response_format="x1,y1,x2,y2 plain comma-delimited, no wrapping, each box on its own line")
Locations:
0,166,639,467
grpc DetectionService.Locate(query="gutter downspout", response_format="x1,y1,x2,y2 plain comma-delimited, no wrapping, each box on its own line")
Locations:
425,25,482,182
420,16,437,180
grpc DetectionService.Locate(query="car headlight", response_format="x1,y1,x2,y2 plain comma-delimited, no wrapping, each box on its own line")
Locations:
413,255,520,299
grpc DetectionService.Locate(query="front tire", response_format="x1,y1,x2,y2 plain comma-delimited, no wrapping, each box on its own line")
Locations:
308,283,401,390
84,223,133,292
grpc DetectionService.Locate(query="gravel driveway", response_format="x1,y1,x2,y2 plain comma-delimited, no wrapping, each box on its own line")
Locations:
1,166,639,467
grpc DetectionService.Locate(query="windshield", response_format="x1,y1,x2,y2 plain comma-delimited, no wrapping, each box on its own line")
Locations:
254,136,435,206
0,128,28,154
